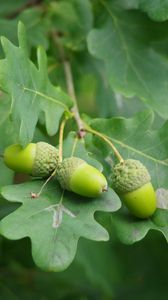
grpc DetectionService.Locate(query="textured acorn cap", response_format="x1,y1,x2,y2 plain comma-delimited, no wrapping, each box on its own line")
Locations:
32,142,59,177
111,159,151,194
57,157,86,190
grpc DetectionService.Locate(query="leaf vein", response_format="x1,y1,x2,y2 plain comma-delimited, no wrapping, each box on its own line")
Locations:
109,136,168,166
23,87,69,111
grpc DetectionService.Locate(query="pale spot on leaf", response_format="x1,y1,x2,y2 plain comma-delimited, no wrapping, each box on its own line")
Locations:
156,188,168,209
45,204,76,229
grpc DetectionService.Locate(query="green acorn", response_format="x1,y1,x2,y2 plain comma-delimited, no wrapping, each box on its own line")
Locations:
111,159,156,218
4,142,59,177
57,157,108,198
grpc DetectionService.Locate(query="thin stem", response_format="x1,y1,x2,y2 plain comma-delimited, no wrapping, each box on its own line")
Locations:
31,169,57,199
52,32,85,137
51,32,123,162
63,60,84,133
84,124,124,163
59,117,67,162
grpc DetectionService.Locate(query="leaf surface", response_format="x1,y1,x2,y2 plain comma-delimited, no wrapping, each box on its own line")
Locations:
139,0,168,21
0,7,49,55
0,181,120,271
0,95,15,186
111,208,168,244
119,0,168,21
87,1,168,119
87,110,168,243
50,0,93,51
0,22,72,146
0,132,121,271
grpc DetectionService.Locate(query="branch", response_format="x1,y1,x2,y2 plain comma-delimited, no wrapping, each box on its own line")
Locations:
52,32,85,138
6,0,43,19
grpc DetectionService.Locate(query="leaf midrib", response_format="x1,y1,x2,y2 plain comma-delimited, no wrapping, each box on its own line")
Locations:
108,135,168,166
23,87,69,111
99,0,152,97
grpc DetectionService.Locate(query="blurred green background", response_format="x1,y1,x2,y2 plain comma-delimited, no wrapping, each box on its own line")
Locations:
1,227,168,300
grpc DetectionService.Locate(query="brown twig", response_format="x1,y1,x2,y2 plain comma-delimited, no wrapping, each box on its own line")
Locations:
6,0,43,19
52,32,85,138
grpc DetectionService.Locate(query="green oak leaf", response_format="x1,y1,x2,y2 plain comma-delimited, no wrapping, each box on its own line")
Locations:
0,197,19,221
0,7,49,55
115,0,139,10
50,0,93,51
139,0,168,21
0,94,15,186
0,131,121,271
87,1,168,119
18,8,49,50
118,0,168,21
0,161,13,187
111,208,168,244
85,110,168,243
0,22,73,146
0,180,120,272
89,110,168,188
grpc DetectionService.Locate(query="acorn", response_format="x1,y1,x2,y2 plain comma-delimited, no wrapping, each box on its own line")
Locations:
111,159,156,218
4,142,59,177
57,157,108,198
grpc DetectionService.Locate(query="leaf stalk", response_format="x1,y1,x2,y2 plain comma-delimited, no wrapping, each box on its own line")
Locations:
84,123,124,163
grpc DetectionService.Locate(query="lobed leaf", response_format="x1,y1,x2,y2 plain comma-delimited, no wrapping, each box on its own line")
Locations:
0,95,15,186
87,1,168,119
87,110,168,243
50,0,93,51
0,7,49,55
111,208,168,244
119,0,168,21
138,0,168,21
0,132,121,271
0,22,73,146
0,180,120,271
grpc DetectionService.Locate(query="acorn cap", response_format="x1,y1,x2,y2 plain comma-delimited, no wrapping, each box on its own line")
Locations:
32,142,59,177
111,159,151,194
57,157,85,190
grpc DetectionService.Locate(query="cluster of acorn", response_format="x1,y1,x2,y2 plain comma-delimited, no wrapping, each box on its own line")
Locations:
3,142,156,219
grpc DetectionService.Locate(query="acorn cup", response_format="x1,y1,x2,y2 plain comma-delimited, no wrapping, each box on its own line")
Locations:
4,142,59,177
111,159,156,218
57,157,108,198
